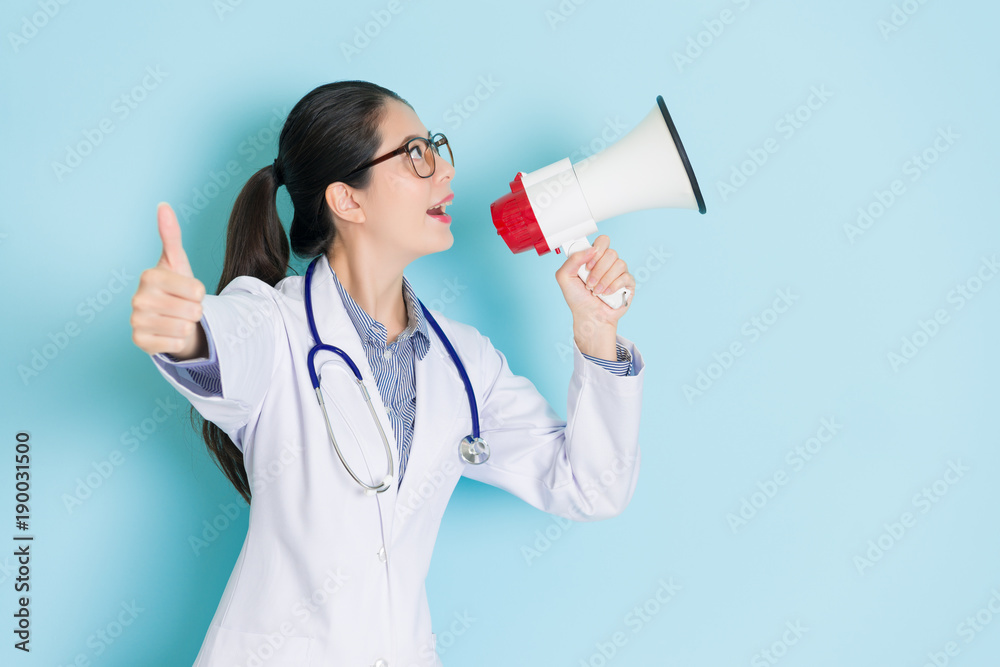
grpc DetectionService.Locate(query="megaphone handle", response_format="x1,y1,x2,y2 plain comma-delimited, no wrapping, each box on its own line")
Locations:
561,237,631,310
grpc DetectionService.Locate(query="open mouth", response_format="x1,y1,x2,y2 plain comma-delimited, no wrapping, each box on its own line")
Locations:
426,202,451,222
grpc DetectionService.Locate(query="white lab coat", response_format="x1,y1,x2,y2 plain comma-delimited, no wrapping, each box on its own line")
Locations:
151,253,645,667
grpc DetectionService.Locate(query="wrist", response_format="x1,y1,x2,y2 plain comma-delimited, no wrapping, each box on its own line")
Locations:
572,319,618,361
173,324,208,361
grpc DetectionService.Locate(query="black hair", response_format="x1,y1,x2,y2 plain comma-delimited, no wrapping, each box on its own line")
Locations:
193,80,411,504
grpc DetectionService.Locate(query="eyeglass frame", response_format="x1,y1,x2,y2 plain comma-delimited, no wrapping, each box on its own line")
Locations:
344,132,453,179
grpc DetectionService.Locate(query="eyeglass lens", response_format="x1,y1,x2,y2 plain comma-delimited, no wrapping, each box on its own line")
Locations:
408,135,453,177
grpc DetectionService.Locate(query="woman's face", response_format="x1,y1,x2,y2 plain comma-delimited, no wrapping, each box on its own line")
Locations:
331,98,456,266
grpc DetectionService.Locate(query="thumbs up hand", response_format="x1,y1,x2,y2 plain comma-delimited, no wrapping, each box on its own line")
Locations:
130,203,208,359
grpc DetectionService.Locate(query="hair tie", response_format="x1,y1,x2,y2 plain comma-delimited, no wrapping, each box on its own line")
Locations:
272,158,284,186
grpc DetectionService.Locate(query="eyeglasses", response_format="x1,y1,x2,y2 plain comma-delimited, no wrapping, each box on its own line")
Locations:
345,132,453,179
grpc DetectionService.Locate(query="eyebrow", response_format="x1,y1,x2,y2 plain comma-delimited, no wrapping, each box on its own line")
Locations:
400,131,433,144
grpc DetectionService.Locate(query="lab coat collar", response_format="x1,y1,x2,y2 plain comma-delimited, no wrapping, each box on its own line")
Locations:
307,253,467,546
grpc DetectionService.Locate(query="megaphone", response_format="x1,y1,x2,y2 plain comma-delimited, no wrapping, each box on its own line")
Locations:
490,95,706,309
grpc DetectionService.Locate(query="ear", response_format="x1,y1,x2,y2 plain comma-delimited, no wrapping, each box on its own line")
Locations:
325,182,366,224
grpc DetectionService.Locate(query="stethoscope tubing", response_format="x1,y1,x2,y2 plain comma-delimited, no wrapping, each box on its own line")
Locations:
302,255,486,494
417,299,480,440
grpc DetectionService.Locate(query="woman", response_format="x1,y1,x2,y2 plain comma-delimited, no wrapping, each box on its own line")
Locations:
130,80,645,666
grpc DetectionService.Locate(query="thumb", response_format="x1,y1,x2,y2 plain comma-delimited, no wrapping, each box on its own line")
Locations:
156,202,193,277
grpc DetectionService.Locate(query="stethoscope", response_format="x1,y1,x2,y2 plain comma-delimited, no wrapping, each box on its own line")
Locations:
304,256,490,495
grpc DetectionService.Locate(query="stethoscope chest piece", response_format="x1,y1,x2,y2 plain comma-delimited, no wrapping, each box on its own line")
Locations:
460,435,490,464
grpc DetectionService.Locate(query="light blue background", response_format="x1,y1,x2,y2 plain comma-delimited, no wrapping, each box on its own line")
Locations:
2,0,998,665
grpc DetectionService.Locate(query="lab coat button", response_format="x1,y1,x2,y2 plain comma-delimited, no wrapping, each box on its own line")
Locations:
377,546,386,562
373,659,388,667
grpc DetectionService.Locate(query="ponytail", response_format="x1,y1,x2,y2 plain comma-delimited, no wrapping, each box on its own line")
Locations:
190,80,411,504
219,164,289,290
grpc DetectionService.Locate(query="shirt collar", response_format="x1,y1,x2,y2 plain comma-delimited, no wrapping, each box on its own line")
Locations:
328,264,430,359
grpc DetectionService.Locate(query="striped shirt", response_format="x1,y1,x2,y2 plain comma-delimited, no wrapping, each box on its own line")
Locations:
158,266,633,484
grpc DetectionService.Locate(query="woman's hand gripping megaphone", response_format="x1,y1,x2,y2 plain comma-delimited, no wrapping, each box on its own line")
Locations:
562,235,633,310
555,234,635,327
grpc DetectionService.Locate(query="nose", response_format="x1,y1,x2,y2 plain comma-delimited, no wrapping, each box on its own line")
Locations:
435,153,455,182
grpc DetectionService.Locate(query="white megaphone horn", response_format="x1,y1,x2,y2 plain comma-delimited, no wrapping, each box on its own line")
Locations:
490,95,706,309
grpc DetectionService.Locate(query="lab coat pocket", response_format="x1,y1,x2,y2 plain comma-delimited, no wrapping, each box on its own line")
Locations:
207,624,313,666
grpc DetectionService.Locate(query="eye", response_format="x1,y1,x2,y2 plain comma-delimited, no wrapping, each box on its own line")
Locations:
408,142,426,161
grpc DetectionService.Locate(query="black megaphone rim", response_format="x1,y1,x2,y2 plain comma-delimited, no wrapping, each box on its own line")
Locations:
656,94,707,214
